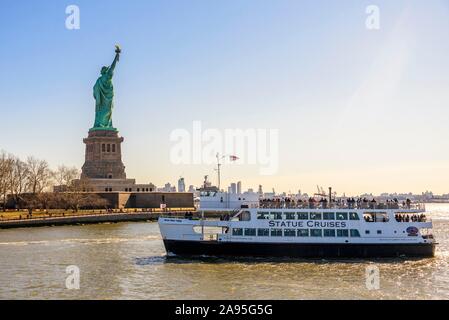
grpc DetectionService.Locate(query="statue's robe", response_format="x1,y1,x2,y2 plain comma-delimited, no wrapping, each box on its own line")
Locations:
93,68,114,128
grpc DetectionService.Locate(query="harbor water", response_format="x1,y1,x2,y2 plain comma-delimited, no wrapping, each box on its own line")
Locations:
0,203,448,299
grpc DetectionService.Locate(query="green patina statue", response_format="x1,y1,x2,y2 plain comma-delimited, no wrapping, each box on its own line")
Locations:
91,45,121,131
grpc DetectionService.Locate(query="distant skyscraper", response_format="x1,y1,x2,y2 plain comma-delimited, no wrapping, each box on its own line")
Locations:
188,185,196,193
158,182,175,192
178,177,185,192
237,181,242,194
230,183,237,194
258,185,263,196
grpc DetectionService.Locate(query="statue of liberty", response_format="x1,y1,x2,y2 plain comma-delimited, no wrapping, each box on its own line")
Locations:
91,45,121,131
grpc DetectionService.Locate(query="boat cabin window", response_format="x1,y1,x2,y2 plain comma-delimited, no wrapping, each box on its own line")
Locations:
238,211,251,221
257,212,270,220
310,229,323,237
271,212,283,220
270,229,283,237
394,213,427,222
257,228,270,236
323,212,335,220
285,212,296,220
284,229,296,237
349,212,360,220
244,228,256,236
310,212,322,220
297,212,309,220
297,229,309,237
337,229,349,237
336,212,348,220
350,229,361,237
232,228,243,236
324,229,336,237
363,212,389,222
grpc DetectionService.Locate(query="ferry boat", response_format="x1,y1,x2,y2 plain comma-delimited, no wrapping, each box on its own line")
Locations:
158,196,436,258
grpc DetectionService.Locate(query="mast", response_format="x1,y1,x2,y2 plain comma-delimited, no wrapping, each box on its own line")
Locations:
216,153,222,190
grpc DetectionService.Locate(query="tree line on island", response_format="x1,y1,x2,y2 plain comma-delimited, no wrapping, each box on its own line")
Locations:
0,151,108,213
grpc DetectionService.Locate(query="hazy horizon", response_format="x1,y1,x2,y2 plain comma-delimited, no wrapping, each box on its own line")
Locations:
1,0,449,195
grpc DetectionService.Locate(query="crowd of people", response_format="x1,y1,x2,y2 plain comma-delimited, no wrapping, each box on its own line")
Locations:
259,197,414,210
395,213,427,223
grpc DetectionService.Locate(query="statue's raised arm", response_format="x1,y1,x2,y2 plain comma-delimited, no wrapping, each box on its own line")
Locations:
108,45,121,76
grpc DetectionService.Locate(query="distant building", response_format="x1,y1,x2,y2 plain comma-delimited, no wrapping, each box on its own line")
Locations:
158,183,176,193
178,177,186,193
237,181,242,194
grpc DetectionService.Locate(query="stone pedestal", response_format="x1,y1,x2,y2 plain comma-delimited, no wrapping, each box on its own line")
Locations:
81,130,126,179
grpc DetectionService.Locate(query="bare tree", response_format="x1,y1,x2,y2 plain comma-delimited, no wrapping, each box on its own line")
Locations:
0,151,13,211
65,179,94,212
26,156,53,194
54,165,80,190
8,156,29,209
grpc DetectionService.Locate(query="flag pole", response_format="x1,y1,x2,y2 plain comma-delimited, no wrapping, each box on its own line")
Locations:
216,153,221,191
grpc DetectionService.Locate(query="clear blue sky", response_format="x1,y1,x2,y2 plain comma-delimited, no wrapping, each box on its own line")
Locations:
1,0,449,195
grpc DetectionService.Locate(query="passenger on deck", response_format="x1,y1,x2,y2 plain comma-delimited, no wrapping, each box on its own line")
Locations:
406,198,411,209
309,197,315,209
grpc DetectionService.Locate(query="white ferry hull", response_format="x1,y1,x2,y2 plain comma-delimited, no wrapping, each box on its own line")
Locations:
163,240,435,258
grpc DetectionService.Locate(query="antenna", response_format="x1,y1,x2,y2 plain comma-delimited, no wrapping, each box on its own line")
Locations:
216,153,222,190
215,153,228,191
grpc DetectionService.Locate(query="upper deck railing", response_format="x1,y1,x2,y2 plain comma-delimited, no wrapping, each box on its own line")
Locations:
259,200,425,211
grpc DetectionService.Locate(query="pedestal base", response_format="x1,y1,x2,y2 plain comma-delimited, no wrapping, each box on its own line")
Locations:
81,130,126,179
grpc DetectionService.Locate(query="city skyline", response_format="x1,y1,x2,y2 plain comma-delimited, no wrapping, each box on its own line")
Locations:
1,1,449,195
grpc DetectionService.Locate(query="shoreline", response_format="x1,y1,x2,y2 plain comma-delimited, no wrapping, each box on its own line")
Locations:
0,211,223,229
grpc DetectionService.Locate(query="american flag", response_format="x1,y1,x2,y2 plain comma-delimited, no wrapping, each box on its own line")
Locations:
229,155,239,161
